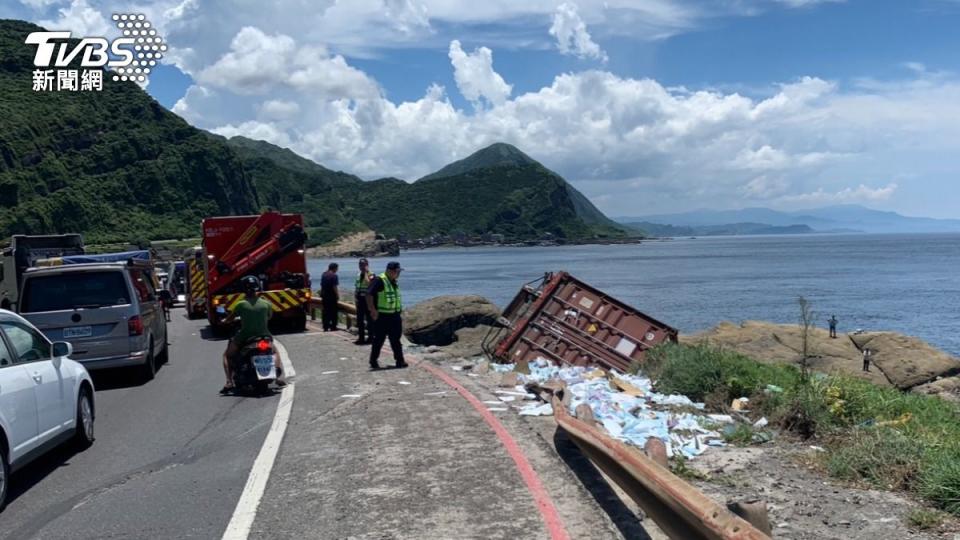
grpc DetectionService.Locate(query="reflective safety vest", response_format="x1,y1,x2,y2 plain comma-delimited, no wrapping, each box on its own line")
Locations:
376,273,402,314
355,271,372,296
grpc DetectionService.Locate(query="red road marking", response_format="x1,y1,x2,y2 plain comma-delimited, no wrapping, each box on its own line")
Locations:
416,359,571,540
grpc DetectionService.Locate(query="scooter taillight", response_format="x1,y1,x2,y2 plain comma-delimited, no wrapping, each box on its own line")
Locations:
257,339,270,352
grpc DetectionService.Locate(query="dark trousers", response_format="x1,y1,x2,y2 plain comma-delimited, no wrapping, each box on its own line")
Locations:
830,327,837,338
322,296,339,330
355,295,371,342
863,359,870,372
370,313,405,366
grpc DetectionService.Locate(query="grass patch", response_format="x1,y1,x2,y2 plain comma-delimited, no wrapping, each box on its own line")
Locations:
907,508,947,530
670,455,708,481
645,343,960,516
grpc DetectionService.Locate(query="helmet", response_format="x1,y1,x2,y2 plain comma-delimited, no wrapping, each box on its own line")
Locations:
241,275,260,293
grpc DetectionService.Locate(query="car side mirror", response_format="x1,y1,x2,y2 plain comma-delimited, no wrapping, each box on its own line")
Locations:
53,341,73,358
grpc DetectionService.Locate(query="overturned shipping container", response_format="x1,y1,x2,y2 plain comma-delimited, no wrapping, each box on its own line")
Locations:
483,272,678,372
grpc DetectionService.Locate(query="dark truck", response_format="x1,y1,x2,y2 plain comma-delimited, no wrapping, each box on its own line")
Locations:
0,234,85,311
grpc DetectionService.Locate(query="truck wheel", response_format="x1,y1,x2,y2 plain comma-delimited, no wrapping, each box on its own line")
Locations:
292,311,307,333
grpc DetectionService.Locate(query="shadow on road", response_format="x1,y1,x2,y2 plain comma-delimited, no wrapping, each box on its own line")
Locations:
89,359,168,391
552,428,652,540
5,442,82,509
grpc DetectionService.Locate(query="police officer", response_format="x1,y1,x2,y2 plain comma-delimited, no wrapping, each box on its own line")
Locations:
354,258,374,345
366,261,407,370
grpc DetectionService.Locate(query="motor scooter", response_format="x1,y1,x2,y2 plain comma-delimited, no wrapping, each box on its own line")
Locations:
230,336,277,394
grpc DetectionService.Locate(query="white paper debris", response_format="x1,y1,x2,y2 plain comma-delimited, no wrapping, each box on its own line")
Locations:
322,370,339,375
341,394,362,398
398,381,411,385
519,403,554,416
516,357,729,459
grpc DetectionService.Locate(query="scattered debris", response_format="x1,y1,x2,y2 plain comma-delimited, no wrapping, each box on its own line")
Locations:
519,403,553,417
515,357,734,459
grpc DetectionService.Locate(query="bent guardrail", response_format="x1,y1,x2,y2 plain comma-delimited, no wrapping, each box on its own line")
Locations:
551,390,772,540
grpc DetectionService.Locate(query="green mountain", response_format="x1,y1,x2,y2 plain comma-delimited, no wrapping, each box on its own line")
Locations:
221,135,369,243
0,20,259,244
0,19,630,246
419,142,536,181
336,144,628,241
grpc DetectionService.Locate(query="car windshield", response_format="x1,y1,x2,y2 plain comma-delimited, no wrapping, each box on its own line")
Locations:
21,271,132,312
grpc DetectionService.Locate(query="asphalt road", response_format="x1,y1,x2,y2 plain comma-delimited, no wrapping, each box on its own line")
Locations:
0,309,279,540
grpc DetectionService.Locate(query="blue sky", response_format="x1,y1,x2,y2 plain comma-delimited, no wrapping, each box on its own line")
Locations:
147,1,960,111
6,0,960,218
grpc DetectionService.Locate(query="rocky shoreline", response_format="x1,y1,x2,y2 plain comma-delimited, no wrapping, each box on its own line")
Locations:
395,296,960,403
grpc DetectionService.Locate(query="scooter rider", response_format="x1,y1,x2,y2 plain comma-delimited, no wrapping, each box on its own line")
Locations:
220,275,285,394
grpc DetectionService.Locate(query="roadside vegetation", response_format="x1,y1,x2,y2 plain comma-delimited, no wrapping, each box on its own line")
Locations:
637,342,960,516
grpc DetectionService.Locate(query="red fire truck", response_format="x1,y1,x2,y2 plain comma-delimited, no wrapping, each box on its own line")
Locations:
202,212,311,333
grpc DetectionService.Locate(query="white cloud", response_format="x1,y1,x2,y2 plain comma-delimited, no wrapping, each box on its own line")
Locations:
775,183,898,205
549,3,608,62
259,100,301,122
171,27,960,216
38,0,110,37
448,40,512,107
195,27,380,99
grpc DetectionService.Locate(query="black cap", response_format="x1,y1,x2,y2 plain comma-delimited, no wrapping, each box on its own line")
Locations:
386,261,402,271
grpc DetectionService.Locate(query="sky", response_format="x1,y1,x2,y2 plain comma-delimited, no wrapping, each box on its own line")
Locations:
4,0,960,219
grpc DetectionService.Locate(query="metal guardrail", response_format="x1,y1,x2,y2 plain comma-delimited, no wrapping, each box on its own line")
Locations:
307,298,358,328
550,391,772,540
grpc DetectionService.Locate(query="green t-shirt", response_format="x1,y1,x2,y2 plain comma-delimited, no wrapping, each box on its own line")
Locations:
232,297,272,343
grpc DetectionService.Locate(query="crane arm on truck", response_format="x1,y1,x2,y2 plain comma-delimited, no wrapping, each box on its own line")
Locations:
206,215,307,297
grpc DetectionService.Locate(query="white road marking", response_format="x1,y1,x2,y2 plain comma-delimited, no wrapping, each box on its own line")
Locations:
221,341,296,540
274,341,296,379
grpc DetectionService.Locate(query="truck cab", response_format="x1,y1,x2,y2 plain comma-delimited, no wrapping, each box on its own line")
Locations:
0,235,85,311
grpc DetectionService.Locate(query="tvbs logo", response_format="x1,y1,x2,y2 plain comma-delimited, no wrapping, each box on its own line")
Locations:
25,13,166,91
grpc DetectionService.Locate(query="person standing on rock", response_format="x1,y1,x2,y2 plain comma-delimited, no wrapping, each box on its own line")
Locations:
829,315,838,339
320,262,340,331
862,348,872,372
354,258,374,345
366,261,407,370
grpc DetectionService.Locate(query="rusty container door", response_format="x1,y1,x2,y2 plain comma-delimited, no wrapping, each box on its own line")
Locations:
485,272,678,373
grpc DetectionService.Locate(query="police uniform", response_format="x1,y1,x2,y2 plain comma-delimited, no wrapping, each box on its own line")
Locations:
367,265,406,369
354,265,374,344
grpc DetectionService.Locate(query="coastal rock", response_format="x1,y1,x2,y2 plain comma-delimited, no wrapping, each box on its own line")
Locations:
307,231,399,258
439,324,497,358
403,296,501,346
911,376,960,402
853,332,960,389
685,321,960,390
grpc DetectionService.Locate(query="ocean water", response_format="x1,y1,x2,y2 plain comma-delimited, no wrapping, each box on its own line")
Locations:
309,233,960,356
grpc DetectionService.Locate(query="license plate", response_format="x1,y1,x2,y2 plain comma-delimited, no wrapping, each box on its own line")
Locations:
64,326,92,339
253,355,275,378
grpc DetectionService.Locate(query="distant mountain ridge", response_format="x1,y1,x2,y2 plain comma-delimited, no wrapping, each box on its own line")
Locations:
625,222,816,237
229,139,630,243
418,143,537,181
0,18,630,246
617,205,960,235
